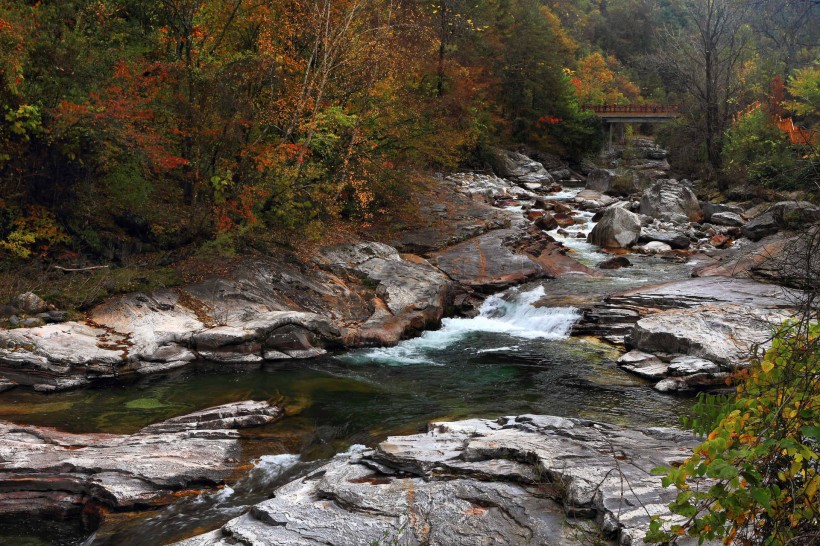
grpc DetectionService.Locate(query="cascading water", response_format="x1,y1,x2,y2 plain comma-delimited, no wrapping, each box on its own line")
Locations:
343,286,581,365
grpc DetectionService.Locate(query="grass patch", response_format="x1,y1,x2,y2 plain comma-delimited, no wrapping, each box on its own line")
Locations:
0,263,183,312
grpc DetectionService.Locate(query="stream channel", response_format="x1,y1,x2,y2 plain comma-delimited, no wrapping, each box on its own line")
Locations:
0,187,700,545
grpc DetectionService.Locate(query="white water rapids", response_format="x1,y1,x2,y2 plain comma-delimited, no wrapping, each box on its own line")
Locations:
345,286,581,365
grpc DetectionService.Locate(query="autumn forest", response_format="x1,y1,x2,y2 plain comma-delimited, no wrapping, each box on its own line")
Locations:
0,0,814,267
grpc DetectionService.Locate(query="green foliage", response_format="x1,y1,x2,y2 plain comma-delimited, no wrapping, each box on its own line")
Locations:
542,105,604,161
104,158,153,209
722,109,800,189
785,65,820,119
647,320,820,545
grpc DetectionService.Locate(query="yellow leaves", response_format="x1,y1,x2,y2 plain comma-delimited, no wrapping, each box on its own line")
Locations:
761,359,774,373
805,476,820,499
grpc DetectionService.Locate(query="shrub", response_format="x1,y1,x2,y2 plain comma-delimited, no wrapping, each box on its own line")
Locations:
647,320,820,545
722,109,800,189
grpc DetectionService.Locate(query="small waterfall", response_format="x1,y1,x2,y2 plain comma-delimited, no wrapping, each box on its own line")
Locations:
469,286,581,339
344,286,581,364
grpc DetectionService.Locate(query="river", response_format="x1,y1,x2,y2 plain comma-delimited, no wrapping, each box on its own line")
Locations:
0,185,700,546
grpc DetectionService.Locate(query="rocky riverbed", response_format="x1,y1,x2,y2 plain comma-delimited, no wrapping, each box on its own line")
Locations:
1,142,817,545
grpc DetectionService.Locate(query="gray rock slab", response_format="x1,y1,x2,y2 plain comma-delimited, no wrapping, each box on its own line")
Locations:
176,414,703,546
630,304,788,369
640,179,701,224
0,401,282,515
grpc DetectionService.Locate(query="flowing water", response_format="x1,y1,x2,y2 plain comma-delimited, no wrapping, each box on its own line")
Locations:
0,185,705,546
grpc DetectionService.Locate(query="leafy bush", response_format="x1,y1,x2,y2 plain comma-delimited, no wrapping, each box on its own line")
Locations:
722,110,800,189
647,320,820,545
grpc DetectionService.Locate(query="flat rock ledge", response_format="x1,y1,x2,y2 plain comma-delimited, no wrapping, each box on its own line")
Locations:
574,277,801,391
0,241,454,392
0,401,282,521
177,415,703,546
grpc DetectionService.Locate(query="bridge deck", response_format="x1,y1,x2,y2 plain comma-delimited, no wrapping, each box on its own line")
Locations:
585,104,680,122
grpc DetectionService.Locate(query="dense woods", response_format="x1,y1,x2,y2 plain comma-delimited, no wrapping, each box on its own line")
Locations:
0,0,817,263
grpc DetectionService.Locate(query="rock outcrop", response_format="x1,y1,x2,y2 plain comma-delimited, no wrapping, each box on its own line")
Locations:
574,277,803,390
585,168,616,193
0,401,281,521
430,222,547,291
640,179,701,224
488,148,555,189
0,243,458,391
317,242,453,345
176,415,701,546
1,165,602,391
741,201,820,242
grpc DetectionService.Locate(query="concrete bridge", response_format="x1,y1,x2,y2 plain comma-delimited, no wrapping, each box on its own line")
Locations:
585,104,680,150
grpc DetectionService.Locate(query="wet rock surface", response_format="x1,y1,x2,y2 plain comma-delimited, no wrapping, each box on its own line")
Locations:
176,415,701,546
576,277,803,390
429,220,548,291
0,401,281,519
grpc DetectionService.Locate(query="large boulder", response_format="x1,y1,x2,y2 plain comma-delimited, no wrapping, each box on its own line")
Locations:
488,148,554,188
710,211,746,227
741,211,778,241
701,202,743,223
176,415,700,546
639,228,691,249
12,292,48,314
586,169,639,196
430,226,547,291
639,179,702,224
573,189,619,210
585,168,615,192
586,207,642,248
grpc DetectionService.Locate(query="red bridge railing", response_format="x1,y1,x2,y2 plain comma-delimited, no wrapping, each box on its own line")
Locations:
584,104,680,115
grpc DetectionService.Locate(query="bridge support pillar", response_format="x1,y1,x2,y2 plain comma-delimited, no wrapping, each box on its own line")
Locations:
604,122,628,152
608,122,613,151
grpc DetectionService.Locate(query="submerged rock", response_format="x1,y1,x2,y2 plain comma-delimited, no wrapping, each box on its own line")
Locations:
176,415,700,546
597,256,632,270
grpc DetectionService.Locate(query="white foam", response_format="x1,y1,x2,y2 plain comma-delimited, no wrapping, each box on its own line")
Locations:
251,454,301,481
344,286,580,365
476,345,520,354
